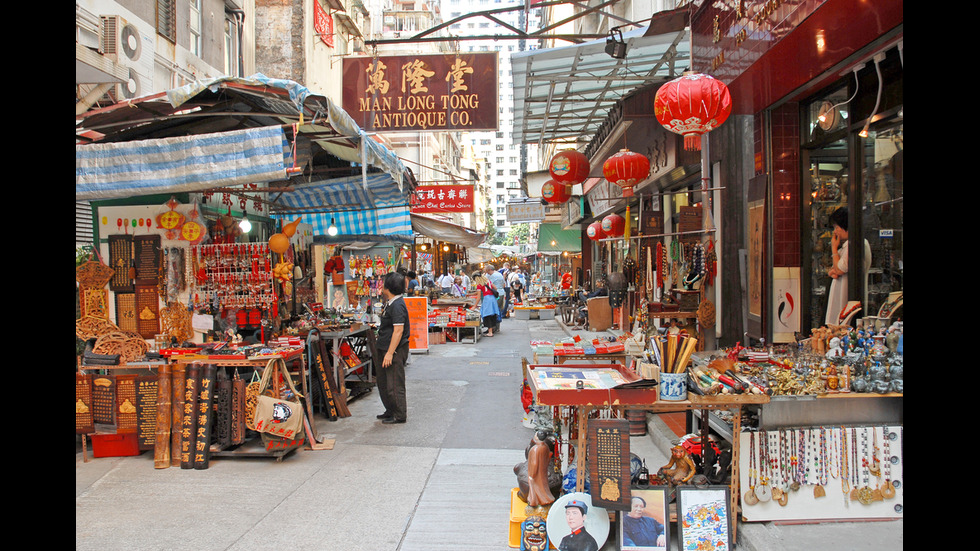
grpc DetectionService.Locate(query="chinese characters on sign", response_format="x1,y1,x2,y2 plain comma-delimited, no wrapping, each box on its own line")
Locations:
343,53,499,132
411,184,475,214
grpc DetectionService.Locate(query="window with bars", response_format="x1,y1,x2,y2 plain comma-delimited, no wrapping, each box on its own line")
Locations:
157,0,176,43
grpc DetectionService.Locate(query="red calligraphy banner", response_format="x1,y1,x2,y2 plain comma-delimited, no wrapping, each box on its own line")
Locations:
314,1,334,48
410,185,475,213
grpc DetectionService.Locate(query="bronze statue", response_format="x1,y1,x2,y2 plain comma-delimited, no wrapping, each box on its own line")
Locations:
514,431,561,509
659,444,697,486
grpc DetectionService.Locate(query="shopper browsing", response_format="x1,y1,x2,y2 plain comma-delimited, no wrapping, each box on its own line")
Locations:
376,272,409,424
472,272,501,337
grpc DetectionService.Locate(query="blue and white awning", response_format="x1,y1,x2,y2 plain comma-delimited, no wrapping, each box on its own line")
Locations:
271,173,413,243
76,126,287,201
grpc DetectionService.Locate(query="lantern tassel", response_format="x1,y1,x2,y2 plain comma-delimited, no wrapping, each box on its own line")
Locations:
624,205,631,249
685,134,702,151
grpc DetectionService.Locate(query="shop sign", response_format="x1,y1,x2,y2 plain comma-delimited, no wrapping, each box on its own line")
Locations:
561,196,584,229
411,184,475,213
507,200,546,223
313,1,334,48
586,179,623,218
342,53,499,132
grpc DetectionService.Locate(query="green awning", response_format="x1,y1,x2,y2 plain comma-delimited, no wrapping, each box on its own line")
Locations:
537,223,581,253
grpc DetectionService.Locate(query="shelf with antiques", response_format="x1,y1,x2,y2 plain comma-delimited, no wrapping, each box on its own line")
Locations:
688,325,904,523
523,351,768,546
76,343,321,465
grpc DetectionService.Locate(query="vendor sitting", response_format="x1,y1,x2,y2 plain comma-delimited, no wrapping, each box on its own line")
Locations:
450,277,467,297
573,280,608,329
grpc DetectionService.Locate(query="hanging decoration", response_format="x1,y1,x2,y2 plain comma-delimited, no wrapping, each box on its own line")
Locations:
548,149,590,186
179,203,207,246
601,213,625,238
586,221,606,242
654,72,732,151
156,197,186,240
268,218,301,255
602,149,650,197
541,179,571,204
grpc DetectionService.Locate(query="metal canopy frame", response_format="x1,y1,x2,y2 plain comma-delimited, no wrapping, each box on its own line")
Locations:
364,0,631,46
511,22,690,147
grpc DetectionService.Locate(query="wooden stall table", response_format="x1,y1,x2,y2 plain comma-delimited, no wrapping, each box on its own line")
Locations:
171,347,309,461
315,325,378,401
526,363,769,543
553,352,627,365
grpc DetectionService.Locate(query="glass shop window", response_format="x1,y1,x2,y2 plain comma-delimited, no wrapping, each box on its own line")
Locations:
805,138,848,329
862,123,903,320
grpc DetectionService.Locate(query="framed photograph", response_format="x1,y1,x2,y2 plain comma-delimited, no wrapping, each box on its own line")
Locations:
546,492,610,551
676,486,732,551
619,487,670,550
328,283,348,310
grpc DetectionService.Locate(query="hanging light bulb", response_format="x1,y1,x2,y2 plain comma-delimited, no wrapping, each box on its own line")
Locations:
239,210,252,233
327,217,339,236
860,53,885,139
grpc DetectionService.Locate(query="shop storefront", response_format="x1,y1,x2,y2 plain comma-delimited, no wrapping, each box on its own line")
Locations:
509,0,904,541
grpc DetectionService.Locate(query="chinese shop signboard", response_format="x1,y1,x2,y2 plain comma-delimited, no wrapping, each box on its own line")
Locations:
411,185,475,213
342,53,499,132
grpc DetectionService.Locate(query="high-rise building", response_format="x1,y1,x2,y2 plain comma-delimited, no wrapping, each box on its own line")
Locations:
444,0,543,233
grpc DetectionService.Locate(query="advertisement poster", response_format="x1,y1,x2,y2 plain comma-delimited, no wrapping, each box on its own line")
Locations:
404,297,428,353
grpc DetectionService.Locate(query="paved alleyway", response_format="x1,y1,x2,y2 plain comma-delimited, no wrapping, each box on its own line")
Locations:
76,315,901,550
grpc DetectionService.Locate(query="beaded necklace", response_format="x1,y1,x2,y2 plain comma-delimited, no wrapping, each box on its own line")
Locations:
840,427,850,496
744,432,760,506
814,428,828,498
881,426,896,499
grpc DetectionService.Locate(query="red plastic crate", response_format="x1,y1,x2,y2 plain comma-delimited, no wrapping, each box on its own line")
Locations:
91,432,141,458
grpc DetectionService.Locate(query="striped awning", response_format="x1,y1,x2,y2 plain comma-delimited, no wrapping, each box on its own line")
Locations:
75,126,287,201
271,173,413,243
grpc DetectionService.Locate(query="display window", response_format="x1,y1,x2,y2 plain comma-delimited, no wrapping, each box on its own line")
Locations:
802,51,903,330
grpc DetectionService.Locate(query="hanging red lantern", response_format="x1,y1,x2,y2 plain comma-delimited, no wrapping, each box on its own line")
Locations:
601,213,625,237
541,179,572,204
586,221,606,241
654,72,732,151
603,149,650,197
549,149,590,186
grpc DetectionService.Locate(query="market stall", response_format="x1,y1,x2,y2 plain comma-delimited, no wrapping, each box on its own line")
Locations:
75,75,419,464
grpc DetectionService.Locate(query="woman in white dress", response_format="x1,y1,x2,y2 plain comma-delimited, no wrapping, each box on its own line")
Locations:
825,207,872,326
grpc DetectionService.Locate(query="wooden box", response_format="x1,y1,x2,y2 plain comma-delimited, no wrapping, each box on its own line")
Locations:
527,364,658,407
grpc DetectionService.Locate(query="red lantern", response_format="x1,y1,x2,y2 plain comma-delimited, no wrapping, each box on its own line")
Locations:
601,213,625,237
603,149,650,197
549,149,590,186
541,179,571,204
586,221,606,241
654,72,732,151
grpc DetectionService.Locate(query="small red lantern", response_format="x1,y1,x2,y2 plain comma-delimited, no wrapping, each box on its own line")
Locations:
549,149,590,186
541,179,571,204
586,221,606,241
654,72,732,151
601,213,625,237
603,149,650,197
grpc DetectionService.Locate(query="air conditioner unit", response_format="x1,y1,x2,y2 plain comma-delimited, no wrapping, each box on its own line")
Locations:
99,15,154,100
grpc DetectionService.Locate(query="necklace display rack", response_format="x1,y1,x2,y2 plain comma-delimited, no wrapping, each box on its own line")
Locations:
738,425,902,522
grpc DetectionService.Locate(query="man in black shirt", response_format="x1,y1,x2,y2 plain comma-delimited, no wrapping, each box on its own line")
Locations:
376,272,410,424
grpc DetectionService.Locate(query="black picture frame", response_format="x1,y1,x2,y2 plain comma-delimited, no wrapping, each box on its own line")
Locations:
618,486,670,550
676,486,732,551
